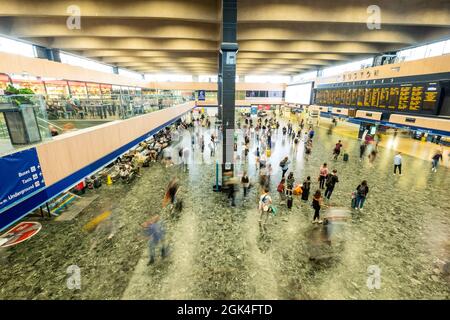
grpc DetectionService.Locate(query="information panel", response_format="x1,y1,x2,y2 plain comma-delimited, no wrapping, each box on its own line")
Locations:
0,148,46,213
423,84,440,111
314,81,441,114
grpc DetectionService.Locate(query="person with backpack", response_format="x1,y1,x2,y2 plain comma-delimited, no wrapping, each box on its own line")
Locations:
286,172,295,190
318,163,328,189
280,156,290,178
301,176,311,202
285,172,295,209
312,190,324,224
308,128,315,140
324,169,339,200
333,140,343,160
259,187,273,228
353,180,369,211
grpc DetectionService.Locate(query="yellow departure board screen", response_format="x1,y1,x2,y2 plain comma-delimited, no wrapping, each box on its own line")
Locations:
409,86,424,111
388,87,399,109
378,87,389,109
357,89,364,107
351,89,358,106
371,88,380,108
398,86,411,110
423,85,439,111
314,81,440,114
363,88,372,107
345,89,352,105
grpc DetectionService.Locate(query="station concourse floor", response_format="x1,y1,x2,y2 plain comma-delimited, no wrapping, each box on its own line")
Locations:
0,115,449,300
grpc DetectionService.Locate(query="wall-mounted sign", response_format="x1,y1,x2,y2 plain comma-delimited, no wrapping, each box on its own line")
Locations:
0,148,46,214
197,90,206,101
314,81,441,115
226,52,236,65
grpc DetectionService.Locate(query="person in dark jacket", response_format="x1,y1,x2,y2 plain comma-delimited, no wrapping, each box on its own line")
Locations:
324,169,339,200
359,143,367,161
301,176,311,202
312,190,324,223
353,180,369,210
431,150,443,173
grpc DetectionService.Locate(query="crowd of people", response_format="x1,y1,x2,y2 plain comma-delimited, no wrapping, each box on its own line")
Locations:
87,108,447,265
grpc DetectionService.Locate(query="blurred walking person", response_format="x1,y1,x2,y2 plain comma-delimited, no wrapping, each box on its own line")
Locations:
142,215,168,265
431,150,443,172
352,180,369,211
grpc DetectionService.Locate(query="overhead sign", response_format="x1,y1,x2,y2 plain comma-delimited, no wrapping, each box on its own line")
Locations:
0,148,46,213
0,221,42,248
198,90,206,101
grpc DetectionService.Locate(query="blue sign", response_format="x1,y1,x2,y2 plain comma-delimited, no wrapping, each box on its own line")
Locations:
251,106,258,115
0,148,45,213
198,90,206,101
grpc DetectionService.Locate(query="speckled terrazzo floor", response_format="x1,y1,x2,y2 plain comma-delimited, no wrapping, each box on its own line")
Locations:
0,117,449,300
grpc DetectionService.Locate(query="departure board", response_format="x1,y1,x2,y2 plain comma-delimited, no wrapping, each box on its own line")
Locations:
398,86,411,110
422,84,440,111
314,81,440,115
378,87,389,109
388,87,399,110
371,88,380,108
409,85,424,111
363,88,372,107
351,89,358,106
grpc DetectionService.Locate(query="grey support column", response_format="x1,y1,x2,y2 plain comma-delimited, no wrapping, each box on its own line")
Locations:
217,51,223,121
219,0,238,179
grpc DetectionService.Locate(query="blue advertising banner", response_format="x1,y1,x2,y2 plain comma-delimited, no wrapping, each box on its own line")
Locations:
198,90,206,101
251,105,258,115
0,148,45,213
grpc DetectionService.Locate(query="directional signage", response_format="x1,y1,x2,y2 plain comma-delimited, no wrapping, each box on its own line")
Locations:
198,90,206,101
0,148,46,213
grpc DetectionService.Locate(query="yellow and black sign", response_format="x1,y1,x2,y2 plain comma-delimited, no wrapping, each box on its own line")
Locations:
314,82,440,114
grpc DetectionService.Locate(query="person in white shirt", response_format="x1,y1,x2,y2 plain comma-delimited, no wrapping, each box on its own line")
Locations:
393,152,402,175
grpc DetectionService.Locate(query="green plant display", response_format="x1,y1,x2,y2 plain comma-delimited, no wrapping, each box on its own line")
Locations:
5,84,35,106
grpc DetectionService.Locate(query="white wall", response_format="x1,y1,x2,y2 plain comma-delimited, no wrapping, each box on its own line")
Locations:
285,82,313,104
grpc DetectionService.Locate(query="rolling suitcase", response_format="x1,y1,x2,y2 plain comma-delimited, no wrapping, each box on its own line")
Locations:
343,153,349,162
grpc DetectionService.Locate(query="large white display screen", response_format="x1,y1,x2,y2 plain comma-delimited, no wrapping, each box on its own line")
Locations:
285,82,313,104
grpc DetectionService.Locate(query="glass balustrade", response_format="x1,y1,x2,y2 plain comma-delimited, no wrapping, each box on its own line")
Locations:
0,93,190,155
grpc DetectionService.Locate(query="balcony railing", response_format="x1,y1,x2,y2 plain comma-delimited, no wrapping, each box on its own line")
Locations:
0,93,190,155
